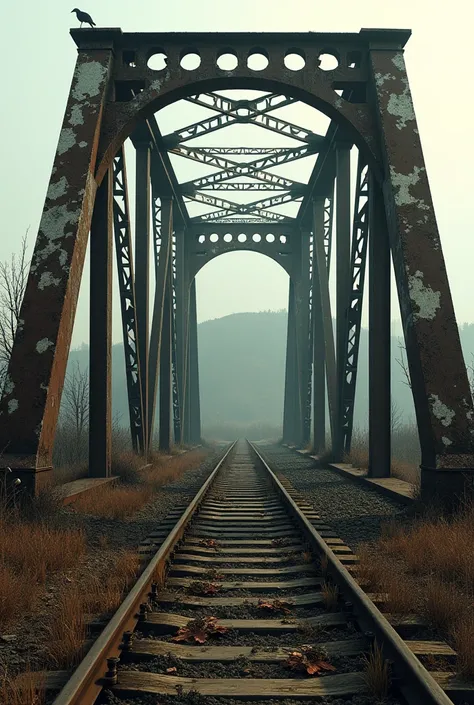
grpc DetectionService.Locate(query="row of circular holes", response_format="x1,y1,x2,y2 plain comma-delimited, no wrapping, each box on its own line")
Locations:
198,233,288,244
147,51,340,72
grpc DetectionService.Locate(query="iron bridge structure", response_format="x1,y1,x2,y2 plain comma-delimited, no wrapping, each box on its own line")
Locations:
1,26,474,504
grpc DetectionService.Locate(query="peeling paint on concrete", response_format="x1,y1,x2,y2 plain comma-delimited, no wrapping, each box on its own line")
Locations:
390,165,429,210
59,249,68,267
391,53,405,72
79,141,88,148
8,399,18,414
72,61,108,102
36,338,54,354
38,271,61,290
430,394,455,427
69,104,84,126
47,177,69,202
441,436,453,447
408,270,441,320
3,375,14,396
387,78,415,130
374,72,392,88
32,204,81,271
57,127,77,156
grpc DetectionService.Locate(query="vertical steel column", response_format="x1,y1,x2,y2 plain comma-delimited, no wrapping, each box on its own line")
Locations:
313,201,338,450
148,197,173,447
175,228,189,442
340,157,370,454
159,269,172,452
282,281,298,444
368,173,391,478
112,148,144,454
89,168,113,477
312,199,326,454
134,140,151,455
170,229,182,444
335,145,351,461
297,231,312,448
188,279,201,444
171,306,182,444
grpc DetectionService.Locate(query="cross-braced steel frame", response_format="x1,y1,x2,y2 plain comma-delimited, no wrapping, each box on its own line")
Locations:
1,27,474,505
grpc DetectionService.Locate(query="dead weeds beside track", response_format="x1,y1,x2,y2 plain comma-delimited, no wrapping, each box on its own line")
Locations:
358,502,474,679
0,447,212,702
16,440,473,705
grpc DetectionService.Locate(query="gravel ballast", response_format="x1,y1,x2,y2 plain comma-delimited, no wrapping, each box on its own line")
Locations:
257,444,410,549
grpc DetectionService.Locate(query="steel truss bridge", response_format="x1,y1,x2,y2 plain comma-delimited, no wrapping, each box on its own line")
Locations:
1,27,473,505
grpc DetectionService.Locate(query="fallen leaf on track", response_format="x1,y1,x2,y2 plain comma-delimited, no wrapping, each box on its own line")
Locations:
172,616,229,644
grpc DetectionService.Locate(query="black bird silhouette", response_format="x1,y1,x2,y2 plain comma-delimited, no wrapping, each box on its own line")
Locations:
71,8,96,28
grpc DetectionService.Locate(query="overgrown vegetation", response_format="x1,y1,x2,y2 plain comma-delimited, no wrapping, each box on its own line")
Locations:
345,417,421,485
71,449,207,518
358,503,474,678
44,550,140,668
0,491,87,631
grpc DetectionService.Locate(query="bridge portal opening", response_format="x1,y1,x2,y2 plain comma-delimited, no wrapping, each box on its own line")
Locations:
195,250,289,441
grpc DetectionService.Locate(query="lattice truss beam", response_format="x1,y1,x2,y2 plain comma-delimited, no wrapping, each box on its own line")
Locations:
160,91,326,224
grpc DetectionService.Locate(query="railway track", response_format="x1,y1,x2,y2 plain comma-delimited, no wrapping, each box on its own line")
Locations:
47,440,471,705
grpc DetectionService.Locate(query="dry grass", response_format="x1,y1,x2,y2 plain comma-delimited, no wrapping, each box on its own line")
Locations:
362,641,390,698
321,580,339,611
453,615,474,679
0,670,45,705
0,517,86,630
358,502,474,679
0,565,34,630
344,426,420,486
142,450,207,491
345,432,369,470
72,449,207,519
0,520,86,582
71,484,153,519
44,550,140,668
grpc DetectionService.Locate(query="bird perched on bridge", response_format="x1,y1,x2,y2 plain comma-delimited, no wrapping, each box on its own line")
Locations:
71,8,96,28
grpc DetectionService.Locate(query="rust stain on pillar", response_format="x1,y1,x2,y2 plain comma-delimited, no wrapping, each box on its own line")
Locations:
0,49,114,471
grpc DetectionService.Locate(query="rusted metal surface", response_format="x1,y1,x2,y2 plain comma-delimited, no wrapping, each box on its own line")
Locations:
368,44,474,472
89,168,113,477
250,442,456,705
134,138,152,455
52,443,235,705
335,146,351,461
148,197,173,445
0,46,113,475
187,280,201,444
89,28,407,182
368,173,391,477
313,200,337,447
112,148,145,453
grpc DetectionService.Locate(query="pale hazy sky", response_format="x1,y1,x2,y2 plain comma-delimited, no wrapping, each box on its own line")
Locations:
1,0,473,347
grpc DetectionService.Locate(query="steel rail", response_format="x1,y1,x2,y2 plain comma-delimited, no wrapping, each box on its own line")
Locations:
52,442,236,705
248,441,455,705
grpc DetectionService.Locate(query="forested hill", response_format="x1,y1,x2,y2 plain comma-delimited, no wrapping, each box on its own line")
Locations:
68,312,474,438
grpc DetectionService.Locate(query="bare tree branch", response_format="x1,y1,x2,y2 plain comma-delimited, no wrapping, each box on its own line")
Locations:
395,341,412,389
61,361,89,445
0,232,30,397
